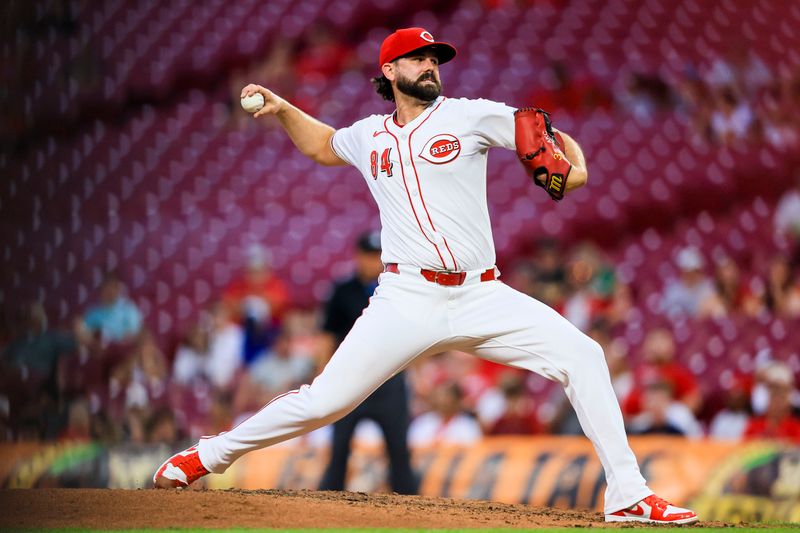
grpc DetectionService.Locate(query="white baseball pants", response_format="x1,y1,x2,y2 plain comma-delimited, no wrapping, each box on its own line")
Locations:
198,265,651,513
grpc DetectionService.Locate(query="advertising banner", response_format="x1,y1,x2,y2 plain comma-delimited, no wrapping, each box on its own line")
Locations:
1,437,797,522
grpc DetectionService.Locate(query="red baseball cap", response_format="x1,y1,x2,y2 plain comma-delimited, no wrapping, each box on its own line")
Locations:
378,27,457,70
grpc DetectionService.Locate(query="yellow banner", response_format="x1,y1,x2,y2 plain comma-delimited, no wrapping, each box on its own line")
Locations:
209,436,799,522
1,437,798,523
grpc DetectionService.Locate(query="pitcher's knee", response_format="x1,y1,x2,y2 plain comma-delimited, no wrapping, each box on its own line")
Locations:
585,338,608,368
564,338,608,379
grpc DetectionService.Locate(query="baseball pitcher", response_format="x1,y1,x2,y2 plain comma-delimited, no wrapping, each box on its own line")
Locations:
154,27,698,525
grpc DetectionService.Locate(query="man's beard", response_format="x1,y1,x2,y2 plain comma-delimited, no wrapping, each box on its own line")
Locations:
395,72,441,102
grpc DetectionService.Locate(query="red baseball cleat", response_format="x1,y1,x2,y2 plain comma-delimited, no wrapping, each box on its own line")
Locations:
605,494,699,524
152,444,210,489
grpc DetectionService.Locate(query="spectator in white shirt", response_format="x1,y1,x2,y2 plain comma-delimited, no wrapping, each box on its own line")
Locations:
172,303,244,391
709,380,751,441
408,382,482,447
661,247,716,318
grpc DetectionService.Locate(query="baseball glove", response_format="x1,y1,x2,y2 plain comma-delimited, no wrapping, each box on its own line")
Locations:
514,107,571,201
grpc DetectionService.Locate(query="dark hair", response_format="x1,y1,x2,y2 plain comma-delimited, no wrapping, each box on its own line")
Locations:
371,75,395,102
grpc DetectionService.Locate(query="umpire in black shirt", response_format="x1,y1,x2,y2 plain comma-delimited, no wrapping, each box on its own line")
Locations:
318,231,418,494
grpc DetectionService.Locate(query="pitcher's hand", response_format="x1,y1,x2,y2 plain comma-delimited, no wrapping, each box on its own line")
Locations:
240,84,286,118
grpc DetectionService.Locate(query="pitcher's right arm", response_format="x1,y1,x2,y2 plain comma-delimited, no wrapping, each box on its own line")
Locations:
242,83,346,167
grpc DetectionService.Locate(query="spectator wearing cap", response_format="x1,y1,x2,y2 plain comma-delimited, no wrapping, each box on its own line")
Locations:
318,231,418,495
744,362,800,443
660,247,716,318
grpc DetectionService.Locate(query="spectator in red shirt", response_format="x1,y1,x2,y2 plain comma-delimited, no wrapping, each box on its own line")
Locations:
624,328,702,416
744,362,800,443
223,244,290,364
477,371,543,436
224,244,289,322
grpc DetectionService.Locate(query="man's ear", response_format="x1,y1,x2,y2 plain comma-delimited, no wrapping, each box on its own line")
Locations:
382,62,395,82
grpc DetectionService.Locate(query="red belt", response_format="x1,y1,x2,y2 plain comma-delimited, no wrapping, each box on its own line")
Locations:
384,263,496,286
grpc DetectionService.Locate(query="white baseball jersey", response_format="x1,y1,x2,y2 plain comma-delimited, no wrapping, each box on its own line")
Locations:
195,94,654,516
331,96,515,271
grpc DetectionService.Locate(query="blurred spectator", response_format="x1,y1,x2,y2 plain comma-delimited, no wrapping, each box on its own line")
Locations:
318,231,417,494
764,257,800,318
597,324,634,404
146,407,179,445
207,391,235,437
1,302,76,440
172,303,244,390
528,62,612,114
58,397,92,442
223,244,289,364
628,381,703,438
294,26,354,83
618,72,673,119
476,370,543,435
108,332,168,414
709,378,752,441
235,332,314,411
674,76,714,143
702,54,736,90
624,328,702,416
89,410,119,443
408,383,482,447
123,407,147,444
605,281,635,327
702,255,762,317
744,363,800,443
660,247,716,318
522,238,567,311
730,46,772,96
710,87,754,144
172,323,210,385
775,175,800,265
761,89,799,149
532,238,566,286
75,273,142,345
408,351,495,419
562,244,615,332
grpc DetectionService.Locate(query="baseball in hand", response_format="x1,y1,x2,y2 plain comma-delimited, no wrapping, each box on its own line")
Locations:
241,93,265,114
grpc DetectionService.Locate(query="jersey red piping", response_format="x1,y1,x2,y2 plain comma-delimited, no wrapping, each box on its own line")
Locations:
204,388,302,437
384,115,447,269
408,98,459,270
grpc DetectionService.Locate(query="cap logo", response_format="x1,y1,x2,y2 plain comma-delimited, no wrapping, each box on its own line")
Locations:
420,31,434,43
419,134,461,164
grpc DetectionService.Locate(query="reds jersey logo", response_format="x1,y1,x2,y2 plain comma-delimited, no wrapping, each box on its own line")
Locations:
419,134,461,164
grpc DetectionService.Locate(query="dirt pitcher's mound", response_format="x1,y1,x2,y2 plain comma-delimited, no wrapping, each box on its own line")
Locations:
0,488,606,529
0,489,730,529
